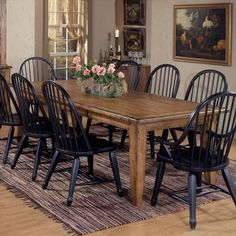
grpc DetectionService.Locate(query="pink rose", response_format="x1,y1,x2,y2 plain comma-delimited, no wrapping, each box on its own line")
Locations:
107,65,115,74
92,65,102,76
100,67,106,76
83,69,90,76
76,64,81,71
73,56,81,65
108,63,116,68
118,71,125,78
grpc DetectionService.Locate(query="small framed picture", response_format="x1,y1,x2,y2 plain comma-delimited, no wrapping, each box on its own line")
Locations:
124,0,146,25
123,27,146,56
173,3,232,66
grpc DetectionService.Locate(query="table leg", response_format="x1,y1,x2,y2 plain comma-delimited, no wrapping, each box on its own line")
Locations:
129,123,147,207
204,172,217,184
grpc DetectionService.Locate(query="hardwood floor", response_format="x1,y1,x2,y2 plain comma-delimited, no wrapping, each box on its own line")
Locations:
0,141,235,236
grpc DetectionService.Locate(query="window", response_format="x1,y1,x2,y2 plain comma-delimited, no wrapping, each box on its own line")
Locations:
48,0,88,80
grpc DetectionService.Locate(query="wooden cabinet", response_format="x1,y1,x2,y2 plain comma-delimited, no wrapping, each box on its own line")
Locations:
137,64,151,92
0,65,12,137
0,64,12,83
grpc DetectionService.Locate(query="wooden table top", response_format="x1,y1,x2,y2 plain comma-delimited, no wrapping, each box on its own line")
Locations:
33,79,198,124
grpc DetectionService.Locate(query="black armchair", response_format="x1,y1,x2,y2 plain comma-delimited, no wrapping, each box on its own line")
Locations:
171,69,228,146
151,91,236,229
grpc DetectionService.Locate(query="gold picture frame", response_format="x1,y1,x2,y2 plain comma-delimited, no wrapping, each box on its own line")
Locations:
173,3,232,66
124,0,146,25
123,27,146,56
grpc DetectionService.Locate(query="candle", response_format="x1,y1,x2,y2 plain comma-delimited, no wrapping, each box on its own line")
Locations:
115,29,119,38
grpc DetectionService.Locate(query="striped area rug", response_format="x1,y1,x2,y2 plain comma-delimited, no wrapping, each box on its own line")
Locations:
0,129,235,235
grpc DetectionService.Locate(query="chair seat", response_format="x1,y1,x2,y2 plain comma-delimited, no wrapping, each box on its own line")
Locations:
159,145,229,172
24,118,53,138
56,134,116,156
0,113,22,126
89,134,116,153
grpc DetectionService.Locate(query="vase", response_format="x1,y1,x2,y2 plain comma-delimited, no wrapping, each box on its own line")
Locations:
77,78,94,93
78,78,127,98
91,80,127,98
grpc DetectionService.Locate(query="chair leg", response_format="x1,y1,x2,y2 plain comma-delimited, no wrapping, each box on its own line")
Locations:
3,126,14,164
151,160,166,206
119,129,127,149
32,139,43,181
109,152,125,196
85,118,92,134
67,158,80,206
188,173,197,229
221,168,236,205
149,131,155,159
87,155,94,176
11,134,27,169
42,150,61,189
108,125,115,144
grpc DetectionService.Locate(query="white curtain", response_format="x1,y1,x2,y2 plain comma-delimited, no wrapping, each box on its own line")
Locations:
48,0,88,61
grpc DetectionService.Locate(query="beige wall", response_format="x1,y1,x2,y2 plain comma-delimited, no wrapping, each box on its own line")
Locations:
89,0,116,60
151,0,236,98
6,0,36,73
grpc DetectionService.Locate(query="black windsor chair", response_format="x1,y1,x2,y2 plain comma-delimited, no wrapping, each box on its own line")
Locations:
185,69,228,103
19,56,57,81
42,81,125,206
151,91,236,229
114,60,141,148
0,74,22,164
145,64,180,159
171,69,228,147
11,73,54,181
116,60,141,91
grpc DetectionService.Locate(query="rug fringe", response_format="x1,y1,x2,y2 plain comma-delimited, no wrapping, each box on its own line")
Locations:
0,180,79,236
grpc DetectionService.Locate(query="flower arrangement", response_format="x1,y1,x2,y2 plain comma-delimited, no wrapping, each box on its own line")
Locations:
73,56,127,97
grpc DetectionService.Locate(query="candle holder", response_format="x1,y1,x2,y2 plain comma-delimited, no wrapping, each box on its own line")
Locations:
115,29,120,55
115,37,119,54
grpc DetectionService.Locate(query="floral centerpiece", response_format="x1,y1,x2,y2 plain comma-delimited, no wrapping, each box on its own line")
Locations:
73,56,127,97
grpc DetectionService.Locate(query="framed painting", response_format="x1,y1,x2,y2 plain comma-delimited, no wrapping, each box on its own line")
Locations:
124,0,146,25
173,3,232,66
123,27,146,56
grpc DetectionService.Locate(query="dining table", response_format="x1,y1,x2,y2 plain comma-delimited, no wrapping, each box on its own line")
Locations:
33,79,205,207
